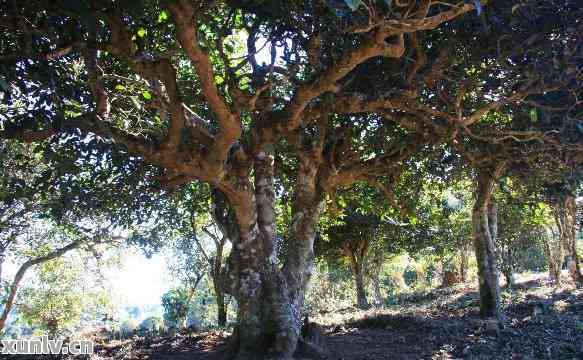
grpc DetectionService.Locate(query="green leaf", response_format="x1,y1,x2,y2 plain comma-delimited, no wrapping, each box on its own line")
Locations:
158,10,169,23
142,91,152,100
344,0,362,11
115,84,126,91
137,28,146,38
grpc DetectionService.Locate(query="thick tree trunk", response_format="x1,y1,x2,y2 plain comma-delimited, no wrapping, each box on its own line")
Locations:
472,170,501,319
280,155,326,357
223,152,324,359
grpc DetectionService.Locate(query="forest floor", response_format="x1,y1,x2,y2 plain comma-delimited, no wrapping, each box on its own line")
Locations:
12,272,583,360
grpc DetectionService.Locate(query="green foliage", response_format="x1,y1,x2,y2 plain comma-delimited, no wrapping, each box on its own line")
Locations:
305,263,355,312
161,288,191,329
496,179,553,275
18,256,84,336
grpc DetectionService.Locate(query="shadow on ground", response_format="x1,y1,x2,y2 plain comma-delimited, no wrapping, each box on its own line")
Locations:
322,275,583,360
5,274,582,359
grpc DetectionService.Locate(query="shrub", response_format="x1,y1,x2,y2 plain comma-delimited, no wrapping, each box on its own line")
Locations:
139,316,164,332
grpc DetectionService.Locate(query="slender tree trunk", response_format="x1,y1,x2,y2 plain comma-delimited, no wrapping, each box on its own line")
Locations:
280,154,326,357
349,253,369,309
372,276,383,308
549,194,582,284
501,250,515,288
498,239,515,288
209,189,236,328
550,199,568,285
223,152,325,359
472,169,501,319
459,242,469,283
441,257,448,287
214,281,227,327
543,226,563,284
371,249,384,307
563,195,583,284
211,256,227,327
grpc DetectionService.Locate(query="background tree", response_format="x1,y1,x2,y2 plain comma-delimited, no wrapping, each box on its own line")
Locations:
161,288,192,330
0,140,127,332
495,180,552,288
321,211,383,309
17,251,114,337
548,188,583,284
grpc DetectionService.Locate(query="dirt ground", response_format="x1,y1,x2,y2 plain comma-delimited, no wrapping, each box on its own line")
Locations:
318,275,583,360
9,273,583,360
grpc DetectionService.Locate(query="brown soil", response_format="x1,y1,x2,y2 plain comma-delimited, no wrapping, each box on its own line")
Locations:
7,273,583,360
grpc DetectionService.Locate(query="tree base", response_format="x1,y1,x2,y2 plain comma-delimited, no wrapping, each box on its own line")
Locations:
227,319,328,360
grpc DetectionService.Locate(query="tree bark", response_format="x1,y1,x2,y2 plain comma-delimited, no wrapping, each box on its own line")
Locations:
349,252,369,309
501,252,515,289
498,233,515,289
549,194,582,285
212,241,227,327
562,195,583,284
222,152,325,359
209,189,236,327
472,169,501,319
548,193,581,285
280,154,326,357
214,281,228,327
543,226,563,284
224,151,278,357
459,242,469,283
371,249,385,308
